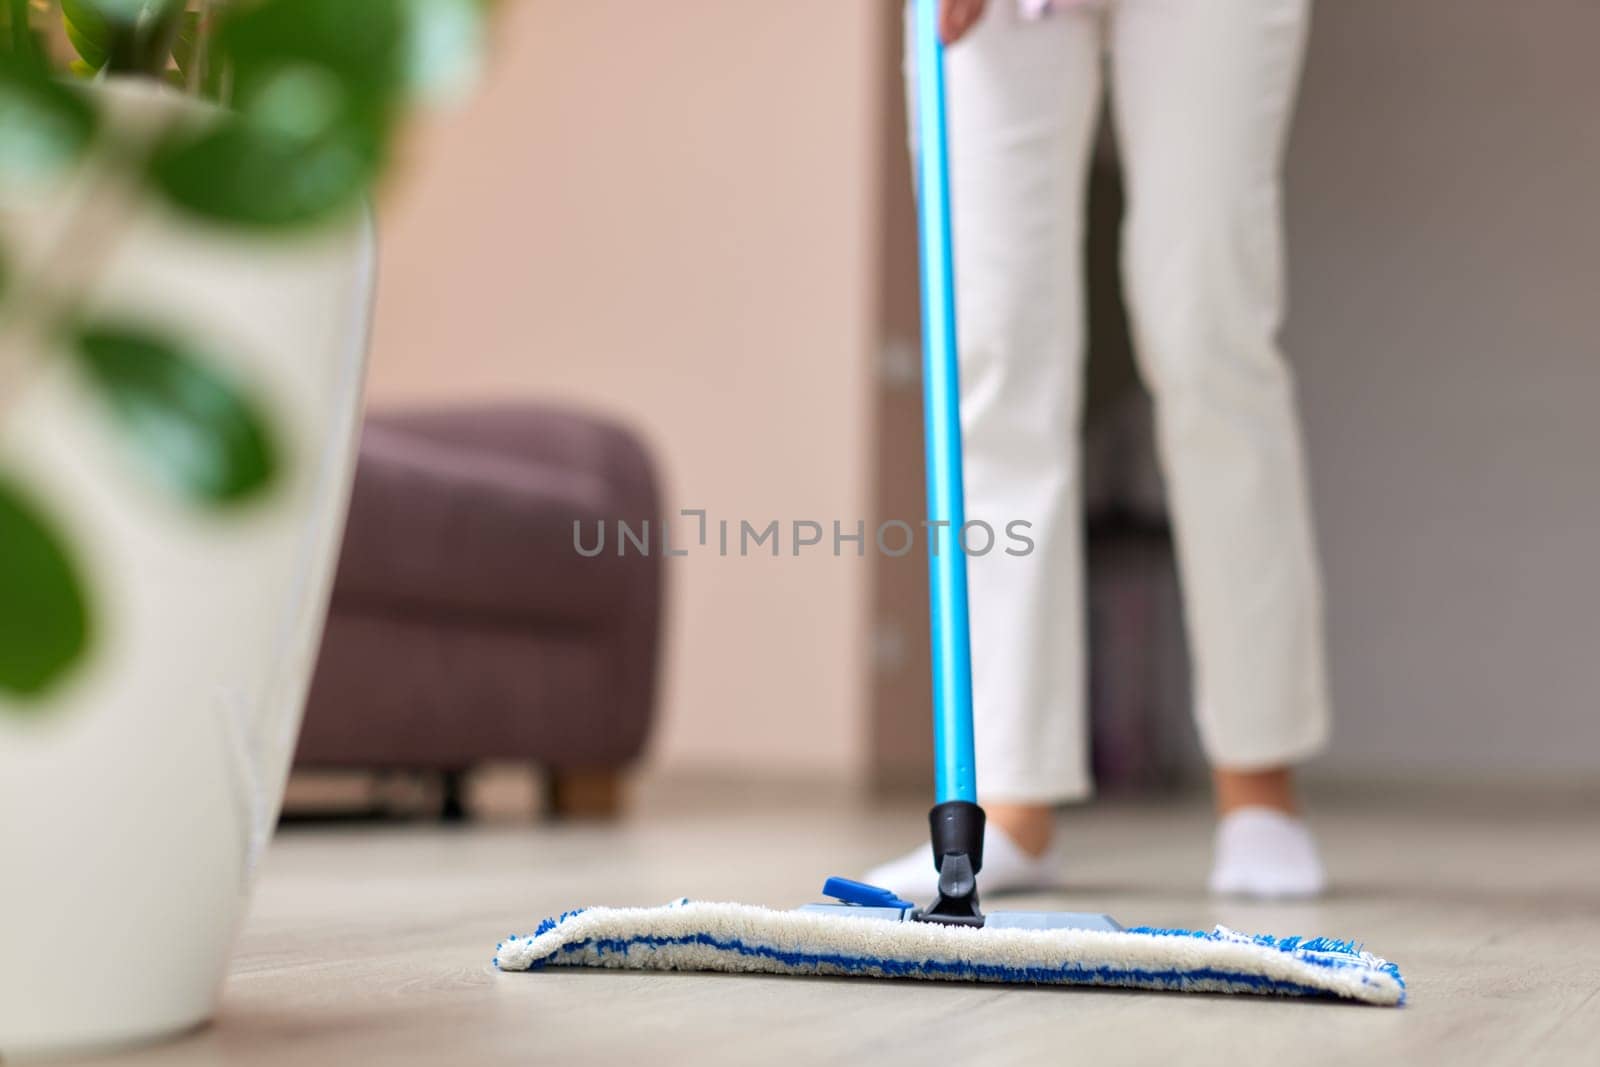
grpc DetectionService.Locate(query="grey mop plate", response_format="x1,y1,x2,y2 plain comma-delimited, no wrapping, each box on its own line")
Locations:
798,904,918,922
986,910,1123,932
797,903,1122,932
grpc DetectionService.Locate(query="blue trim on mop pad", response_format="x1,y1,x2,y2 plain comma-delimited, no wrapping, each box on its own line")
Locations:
494,901,1405,1006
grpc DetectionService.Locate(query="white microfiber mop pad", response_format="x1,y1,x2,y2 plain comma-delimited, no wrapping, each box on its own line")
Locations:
494,900,1405,1006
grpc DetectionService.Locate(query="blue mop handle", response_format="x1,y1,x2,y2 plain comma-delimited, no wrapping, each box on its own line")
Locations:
911,0,977,806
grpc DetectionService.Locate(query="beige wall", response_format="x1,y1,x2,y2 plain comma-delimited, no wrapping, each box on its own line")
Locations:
366,1,1600,787
367,1,888,778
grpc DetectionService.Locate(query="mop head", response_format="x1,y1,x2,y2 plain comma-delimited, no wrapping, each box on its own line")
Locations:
494,900,1405,1006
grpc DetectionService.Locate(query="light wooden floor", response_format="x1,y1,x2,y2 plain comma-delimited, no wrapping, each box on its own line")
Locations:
73,781,1600,1066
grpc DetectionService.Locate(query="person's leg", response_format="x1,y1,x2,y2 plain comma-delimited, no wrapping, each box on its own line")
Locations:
1212,765,1297,816
1109,0,1329,896
866,1,1103,899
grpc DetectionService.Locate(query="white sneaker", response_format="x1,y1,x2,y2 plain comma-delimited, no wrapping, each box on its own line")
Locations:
862,824,1064,904
1208,807,1327,899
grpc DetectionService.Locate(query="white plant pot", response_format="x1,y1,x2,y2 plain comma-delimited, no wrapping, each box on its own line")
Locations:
0,84,375,1056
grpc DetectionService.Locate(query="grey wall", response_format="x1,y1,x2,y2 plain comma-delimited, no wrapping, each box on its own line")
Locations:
1286,3,1600,781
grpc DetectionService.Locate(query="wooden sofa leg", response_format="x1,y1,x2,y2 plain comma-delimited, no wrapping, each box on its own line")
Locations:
546,769,625,820
440,770,467,822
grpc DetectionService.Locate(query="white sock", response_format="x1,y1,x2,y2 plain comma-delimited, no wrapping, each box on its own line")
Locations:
1208,807,1327,900
861,824,1063,904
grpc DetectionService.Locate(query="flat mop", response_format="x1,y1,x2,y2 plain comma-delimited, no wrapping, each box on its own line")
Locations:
496,0,1404,1006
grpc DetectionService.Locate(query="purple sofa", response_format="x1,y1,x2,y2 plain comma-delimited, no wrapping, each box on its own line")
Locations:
294,406,663,817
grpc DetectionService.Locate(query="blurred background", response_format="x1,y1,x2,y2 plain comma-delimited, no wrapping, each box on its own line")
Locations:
307,0,1600,810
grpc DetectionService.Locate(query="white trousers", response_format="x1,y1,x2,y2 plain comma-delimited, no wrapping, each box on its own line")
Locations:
913,0,1331,802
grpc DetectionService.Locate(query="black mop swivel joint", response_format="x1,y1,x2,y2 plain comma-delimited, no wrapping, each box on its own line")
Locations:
917,800,986,927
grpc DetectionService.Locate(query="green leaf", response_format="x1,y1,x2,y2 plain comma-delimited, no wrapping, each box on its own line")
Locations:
216,0,490,124
149,113,378,228
149,0,409,229
126,1,185,76
170,9,199,82
248,63,348,140
61,0,111,71
72,323,279,505
0,67,97,177
61,0,184,75
2,0,48,74
147,0,487,228
399,0,485,103
0,477,91,701
219,0,411,107
69,0,165,19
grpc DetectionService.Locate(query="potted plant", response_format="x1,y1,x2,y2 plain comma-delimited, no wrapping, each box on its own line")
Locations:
0,0,487,1055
